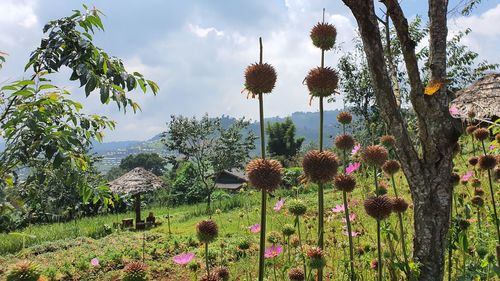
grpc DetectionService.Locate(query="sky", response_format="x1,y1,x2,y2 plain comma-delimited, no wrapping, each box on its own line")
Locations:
1,0,499,142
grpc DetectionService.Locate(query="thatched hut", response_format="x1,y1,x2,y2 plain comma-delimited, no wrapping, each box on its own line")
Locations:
450,73,500,120
108,167,164,229
215,169,247,192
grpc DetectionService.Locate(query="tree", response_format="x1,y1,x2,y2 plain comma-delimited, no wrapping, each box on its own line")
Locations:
266,117,304,165
119,153,166,176
340,1,462,279
162,114,256,214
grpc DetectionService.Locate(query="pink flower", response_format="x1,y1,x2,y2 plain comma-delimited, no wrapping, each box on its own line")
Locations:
173,252,195,265
351,144,361,156
273,198,285,212
249,223,261,233
490,144,497,151
346,162,361,175
342,213,357,223
264,245,283,258
90,258,99,267
462,171,473,182
332,204,345,213
449,106,459,116
343,231,360,237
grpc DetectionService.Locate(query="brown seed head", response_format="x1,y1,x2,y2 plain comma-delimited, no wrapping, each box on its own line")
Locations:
215,267,230,281
391,197,409,213
466,125,477,135
305,67,339,98
471,178,481,188
362,145,389,168
306,247,326,269
380,135,396,148
123,261,148,274
246,158,282,192
474,188,485,196
244,63,277,95
382,160,400,176
196,220,219,243
471,196,484,207
310,22,337,50
496,133,500,143
288,267,305,281
334,173,356,193
335,134,355,151
451,172,460,186
468,156,478,166
473,128,489,141
478,154,497,170
337,111,352,125
302,150,339,183
363,196,393,220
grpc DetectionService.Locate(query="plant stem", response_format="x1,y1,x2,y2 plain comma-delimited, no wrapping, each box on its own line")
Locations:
481,140,500,243
317,46,325,281
377,219,382,281
343,191,355,281
205,242,210,276
297,216,307,275
391,175,410,278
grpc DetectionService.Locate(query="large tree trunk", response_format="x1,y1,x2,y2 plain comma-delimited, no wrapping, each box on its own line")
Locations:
341,0,461,280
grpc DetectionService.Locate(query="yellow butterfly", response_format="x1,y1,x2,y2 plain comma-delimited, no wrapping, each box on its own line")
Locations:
424,79,447,96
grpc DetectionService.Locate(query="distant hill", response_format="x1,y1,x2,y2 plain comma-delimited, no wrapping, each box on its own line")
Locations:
92,110,344,172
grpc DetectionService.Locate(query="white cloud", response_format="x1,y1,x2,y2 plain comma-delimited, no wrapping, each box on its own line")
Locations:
188,24,225,38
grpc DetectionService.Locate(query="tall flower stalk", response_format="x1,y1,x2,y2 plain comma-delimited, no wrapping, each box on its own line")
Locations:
334,111,356,280
304,10,339,280
243,37,281,281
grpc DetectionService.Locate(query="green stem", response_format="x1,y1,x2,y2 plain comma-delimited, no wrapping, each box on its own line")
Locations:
205,242,210,276
481,140,500,243
391,175,410,278
343,191,355,281
297,216,307,276
377,220,382,281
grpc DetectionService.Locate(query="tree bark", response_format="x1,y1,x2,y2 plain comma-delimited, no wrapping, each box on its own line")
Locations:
341,0,460,280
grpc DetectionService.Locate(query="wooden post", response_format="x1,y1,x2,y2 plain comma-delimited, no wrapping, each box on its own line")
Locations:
135,193,141,229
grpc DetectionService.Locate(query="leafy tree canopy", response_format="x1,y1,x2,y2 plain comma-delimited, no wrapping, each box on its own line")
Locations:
266,117,304,165
119,153,167,176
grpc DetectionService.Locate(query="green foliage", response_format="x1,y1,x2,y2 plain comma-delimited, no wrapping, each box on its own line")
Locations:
167,161,205,205
266,117,304,166
281,167,303,189
6,261,41,281
106,166,127,181
119,153,166,176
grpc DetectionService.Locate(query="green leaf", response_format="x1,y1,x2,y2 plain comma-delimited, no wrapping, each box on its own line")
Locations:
100,86,109,104
85,75,97,96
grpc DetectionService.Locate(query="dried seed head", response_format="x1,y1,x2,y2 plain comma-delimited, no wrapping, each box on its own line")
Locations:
337,111,352,125
282,224,296,237
305,67,339,98
196,220,219,243
451,172,460,186
496,133,500,143
288,199,307,217
307,247,326,269
471,196,484,207
246,158,282,192
363,196,393,220
391,197,409,213
123,261,148,274
474,188,484,196
380,135,396,148
473,128,489,141
310,22,337,50
288,267,305,281
244,63,277,95
302,150,339,183
215,267,230,281
478,154,497,170
334,173,356,193
466,125,477,135
468,156,478,166
382,160,400,176
471,178,481,188
335,134,355,151
362,145,389,168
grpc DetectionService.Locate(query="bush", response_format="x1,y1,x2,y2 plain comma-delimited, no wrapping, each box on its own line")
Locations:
6,261,41,281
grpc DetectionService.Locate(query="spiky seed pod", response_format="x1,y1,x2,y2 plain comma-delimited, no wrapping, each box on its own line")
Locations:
496,133,500,143
290,235,300,248
471,196,484,207
478,154,497,170
282,224,296,237
471,178,481,188
305,67,339,97
288,199,307,216
334,174,356,193
337,111,352,125
495,167,500,181
123,261,148,281
458,219,471,230
267,231,282,244
244,63,277,95
466,125,477,135
196,220,219,243
468,111,476,119
307,247,326,269
200,274,218,281
215,267,230,281
382,160,401,176
335,134,355,151
451,172,460,186
6,261,41,281
238,239,251,251
469,156,478,166
380,135,396,148
288,267,305,281
302,150,339,183
391,197,409,213
474,188,485,196
364,196,393,220
310,22,337,50
246,158,282,192
362,145,389,168
473,128,489,141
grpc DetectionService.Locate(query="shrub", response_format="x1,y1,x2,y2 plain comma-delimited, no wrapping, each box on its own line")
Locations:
6,261,41,281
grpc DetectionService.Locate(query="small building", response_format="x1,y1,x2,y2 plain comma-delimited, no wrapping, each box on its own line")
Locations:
214,169,247,192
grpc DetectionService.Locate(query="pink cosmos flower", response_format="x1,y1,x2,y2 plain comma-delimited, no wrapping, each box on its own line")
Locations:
90,258,99,267
172,252,195,265
490,144,497,151
462,171,473,182
449,106,459,116
264,245,283,258
332,204,345,213
274,198,285,212
351,144,361,156
342,213,357,223
343,231,360,237
346,162,361,175
249,223,261,233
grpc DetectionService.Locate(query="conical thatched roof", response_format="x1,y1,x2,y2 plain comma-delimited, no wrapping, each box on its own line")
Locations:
450,73,500,119
108,167,164,195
